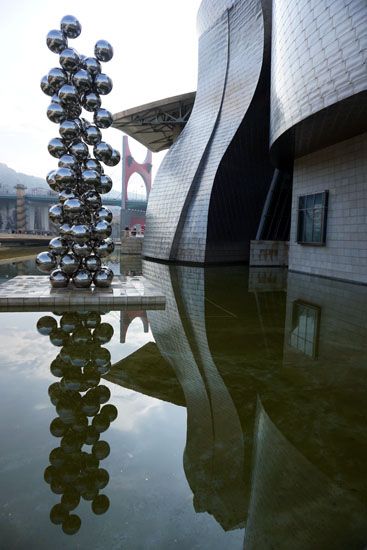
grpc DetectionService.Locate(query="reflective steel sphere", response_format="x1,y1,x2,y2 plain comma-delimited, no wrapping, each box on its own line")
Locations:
59,48,80,72
49,236,68,255
49,204,64,224
104,148,121,166
94,73,113,95
41,75,55,96
58,84,79,107
72,68,92,93
59,119,80,141
93,108,113,129
47,29,68,53
92,220,112,240
66,103,82,119
94,40,113,62
84,158,102,173
55,167,77,188
59,223,73,239
47,102,66,124
70,224,90,243
58,153,78,171
46,170,58,191
93,141,112,162
50,93,62,105
48,137,67,159
95,206,112,223
81,169,100,187
50,269,70,288
83,125,102,145
85,255,101,272
72,241,93,258
60,15,82,39
84,57,101,76
81,92,101,112
36,251,57,273
60,253,80,274
64,197,83,216
59,188,75,203
93,267,114,287
93,238,114,257
95,174,112,194
48,67,68,90
82,190,102,210
72,269,93,288
69,140,89,161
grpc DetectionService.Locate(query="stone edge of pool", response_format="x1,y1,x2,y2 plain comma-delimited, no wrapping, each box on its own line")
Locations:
0,275,166,311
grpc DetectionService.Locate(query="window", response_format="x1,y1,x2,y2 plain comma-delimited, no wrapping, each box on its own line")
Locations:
289,301,320,359
297,191,328,245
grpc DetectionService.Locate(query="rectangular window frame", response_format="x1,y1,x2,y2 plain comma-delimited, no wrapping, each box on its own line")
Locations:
297,191,328,245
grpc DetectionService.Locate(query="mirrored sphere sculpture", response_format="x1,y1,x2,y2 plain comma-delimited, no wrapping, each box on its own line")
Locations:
50,269,70,288
36,251,57,273
38,15,120,288
93,267,114,288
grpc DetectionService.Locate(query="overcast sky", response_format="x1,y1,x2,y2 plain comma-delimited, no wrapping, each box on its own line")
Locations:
0,0,201,193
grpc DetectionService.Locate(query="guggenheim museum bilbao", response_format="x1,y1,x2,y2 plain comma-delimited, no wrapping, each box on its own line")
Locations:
114,0,367,284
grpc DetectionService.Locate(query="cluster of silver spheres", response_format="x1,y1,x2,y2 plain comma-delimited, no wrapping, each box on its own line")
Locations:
36,15,120,289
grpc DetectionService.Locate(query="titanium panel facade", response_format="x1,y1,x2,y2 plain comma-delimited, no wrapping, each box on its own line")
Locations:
143,13,229,261
270,0,367,165
144,0,273,263
176,0,271,263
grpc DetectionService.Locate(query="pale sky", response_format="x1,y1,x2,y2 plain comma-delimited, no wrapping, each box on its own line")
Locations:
0,0,201,194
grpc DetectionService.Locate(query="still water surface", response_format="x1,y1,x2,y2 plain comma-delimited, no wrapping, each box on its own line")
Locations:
0,249,366,549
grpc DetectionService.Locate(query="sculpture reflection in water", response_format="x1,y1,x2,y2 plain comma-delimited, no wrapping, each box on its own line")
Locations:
37,311,117,535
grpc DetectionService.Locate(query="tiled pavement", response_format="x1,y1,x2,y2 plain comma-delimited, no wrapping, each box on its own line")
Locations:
0,275,166,311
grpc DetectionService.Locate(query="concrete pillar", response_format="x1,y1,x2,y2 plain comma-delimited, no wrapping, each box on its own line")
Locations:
15,184,26,233
28,204,35,232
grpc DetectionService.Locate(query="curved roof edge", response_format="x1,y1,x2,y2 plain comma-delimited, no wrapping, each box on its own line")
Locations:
112,92,196,152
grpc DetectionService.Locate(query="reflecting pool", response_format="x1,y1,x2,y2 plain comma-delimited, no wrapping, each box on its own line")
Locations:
0,253,366,549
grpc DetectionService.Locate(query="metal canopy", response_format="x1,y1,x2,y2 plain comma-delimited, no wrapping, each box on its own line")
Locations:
112,92,196,152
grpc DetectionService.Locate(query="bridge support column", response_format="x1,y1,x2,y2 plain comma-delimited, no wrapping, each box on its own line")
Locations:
15,184,26,233
121,135,152,232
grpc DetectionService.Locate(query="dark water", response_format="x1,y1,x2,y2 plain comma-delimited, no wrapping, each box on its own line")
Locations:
0,252,366,550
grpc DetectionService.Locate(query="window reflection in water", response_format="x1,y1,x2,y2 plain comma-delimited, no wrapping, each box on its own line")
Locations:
289,300,320,358
37,311,117,535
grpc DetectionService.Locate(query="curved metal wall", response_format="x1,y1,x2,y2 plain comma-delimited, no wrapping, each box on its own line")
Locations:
144,0,272,263
143,12,229,261
176,0,268,263
270,0,367,166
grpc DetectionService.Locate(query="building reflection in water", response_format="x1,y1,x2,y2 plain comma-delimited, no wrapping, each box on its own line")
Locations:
36,311,118,536
107,261,367,547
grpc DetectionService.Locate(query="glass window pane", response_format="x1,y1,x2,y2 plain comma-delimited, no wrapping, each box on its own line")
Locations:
314,193,323,205
306,195,314,208
312,208,322,242
304,210,313,241
298,211,304,241
299,196,305,209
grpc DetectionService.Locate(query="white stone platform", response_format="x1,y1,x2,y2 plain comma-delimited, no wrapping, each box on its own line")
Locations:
0,275,165,311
